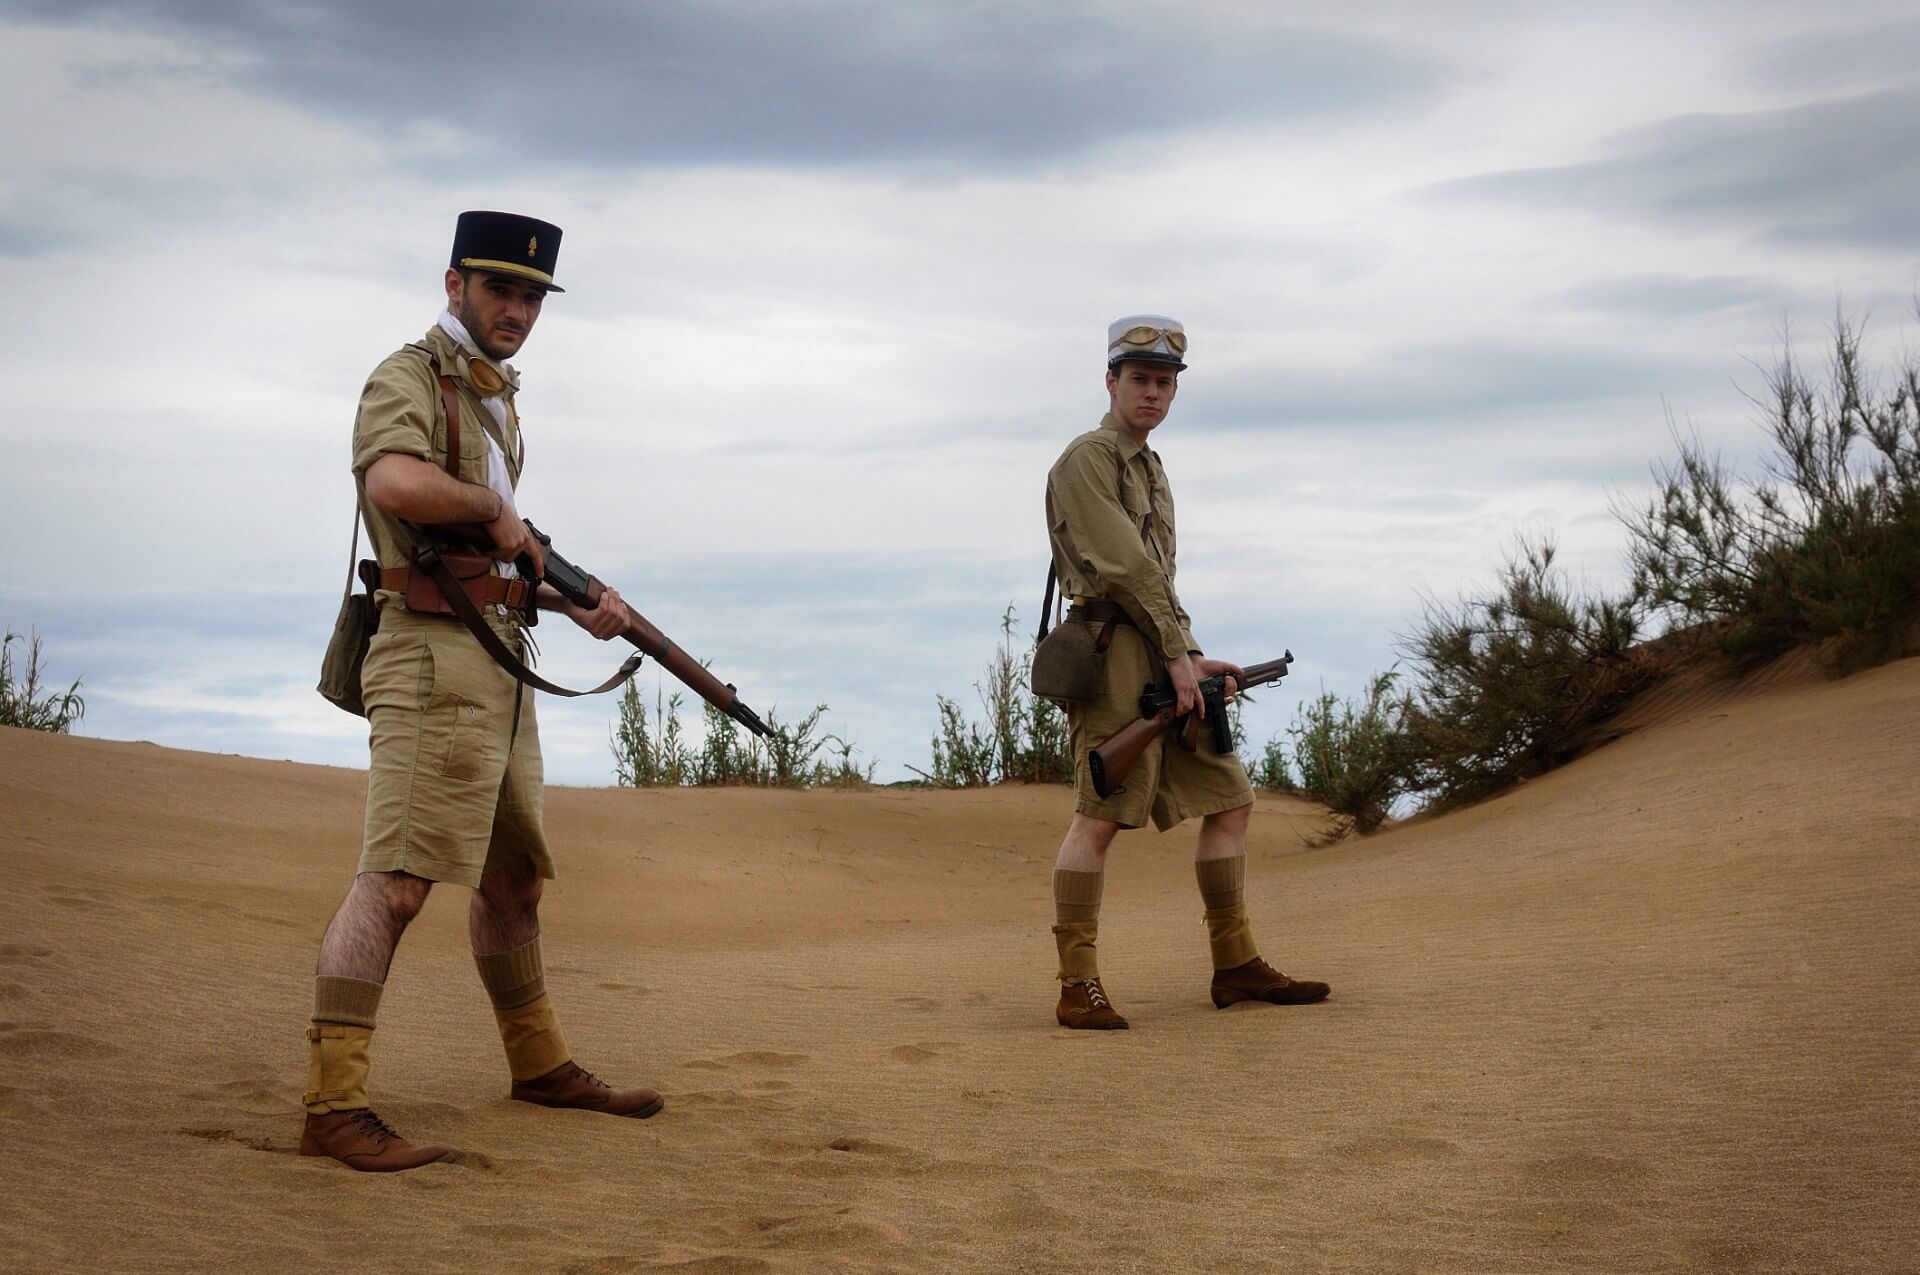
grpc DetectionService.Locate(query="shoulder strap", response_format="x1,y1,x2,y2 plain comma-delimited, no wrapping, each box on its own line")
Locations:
415,547,642,698
339,497,364,602
1035,563,1057,641
435,374,462,479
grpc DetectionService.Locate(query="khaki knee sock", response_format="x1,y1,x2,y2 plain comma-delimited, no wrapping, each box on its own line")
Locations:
1052,868,1105,983
304,975,383,1114
1196,855,1259,970
475,937,570,1081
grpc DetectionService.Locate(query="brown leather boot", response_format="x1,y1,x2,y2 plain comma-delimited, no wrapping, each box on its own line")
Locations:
511,1060,665,1118
1211,956,1330,1008
1056,978,1129,1030
298,1108,454,1172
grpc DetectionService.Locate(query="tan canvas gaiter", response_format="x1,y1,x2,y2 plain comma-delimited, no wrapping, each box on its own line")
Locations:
475,937,570,1081
1052,868,1105,983
304,975,383,1113
1196,855,1259,970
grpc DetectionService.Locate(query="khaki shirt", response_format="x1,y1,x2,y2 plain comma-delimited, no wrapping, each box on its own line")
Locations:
1046,413,1197,660
351,325,524,577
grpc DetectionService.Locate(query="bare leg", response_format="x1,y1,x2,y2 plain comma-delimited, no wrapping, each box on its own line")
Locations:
1055,812,1123,871
1195,800,1251,862
471,854,543,955
315,871,433,982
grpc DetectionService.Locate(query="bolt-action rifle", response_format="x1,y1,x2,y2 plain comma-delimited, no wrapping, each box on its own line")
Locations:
511,521,772,737
1086,652,1292,799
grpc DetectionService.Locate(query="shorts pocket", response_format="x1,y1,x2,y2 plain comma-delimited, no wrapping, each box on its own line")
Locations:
423,644,499,782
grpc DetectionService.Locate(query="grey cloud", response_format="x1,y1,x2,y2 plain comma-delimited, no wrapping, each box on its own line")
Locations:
1747,17,1920,94
1433,90,1920,251
1556,274,1789,317
1193,341,1712,434
14,1,1442,170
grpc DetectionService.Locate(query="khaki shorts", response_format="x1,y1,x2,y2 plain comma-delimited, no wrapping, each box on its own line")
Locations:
356,604,553,888
1067,623,1254,832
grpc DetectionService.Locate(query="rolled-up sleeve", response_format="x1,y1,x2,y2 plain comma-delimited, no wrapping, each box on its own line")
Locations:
351,356,435,476
1050,442,1191,659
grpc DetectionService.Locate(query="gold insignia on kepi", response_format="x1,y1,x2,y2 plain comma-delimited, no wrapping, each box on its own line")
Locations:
468,360,505,394
528,235,538,258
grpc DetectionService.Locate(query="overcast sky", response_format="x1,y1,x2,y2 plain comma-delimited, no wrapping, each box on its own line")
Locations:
2,0,1916,787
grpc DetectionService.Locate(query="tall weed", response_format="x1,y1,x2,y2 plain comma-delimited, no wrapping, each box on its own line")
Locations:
1,629,84,734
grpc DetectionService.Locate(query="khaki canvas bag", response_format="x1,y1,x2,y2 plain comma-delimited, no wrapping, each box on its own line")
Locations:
1028,564,1120,707
317,506,379,717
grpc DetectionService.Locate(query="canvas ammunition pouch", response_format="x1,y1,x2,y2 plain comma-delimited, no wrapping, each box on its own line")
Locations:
1028,564,1129,707
317,507,381,717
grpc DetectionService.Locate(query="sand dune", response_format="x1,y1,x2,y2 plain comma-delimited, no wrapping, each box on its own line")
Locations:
2,653,1916,1273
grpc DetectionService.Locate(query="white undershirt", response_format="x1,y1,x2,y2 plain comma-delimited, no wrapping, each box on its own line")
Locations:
437,310,520,579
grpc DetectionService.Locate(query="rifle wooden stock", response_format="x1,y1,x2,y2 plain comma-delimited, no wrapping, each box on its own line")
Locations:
1087,706,1178,799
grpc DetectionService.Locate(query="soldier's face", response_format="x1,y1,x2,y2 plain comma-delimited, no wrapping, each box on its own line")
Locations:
1107,362,1179,433
445,269,546,360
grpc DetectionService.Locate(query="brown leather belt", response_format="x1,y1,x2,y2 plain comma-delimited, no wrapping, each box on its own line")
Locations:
1066,600,1137,628
381,556,532,616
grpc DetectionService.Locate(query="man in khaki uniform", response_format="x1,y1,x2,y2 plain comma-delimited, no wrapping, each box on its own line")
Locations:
1044,315,1330,1029
300,211,661,1172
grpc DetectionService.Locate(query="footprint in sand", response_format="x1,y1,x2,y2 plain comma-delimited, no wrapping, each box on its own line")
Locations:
462,1222,554,1241
0,1028,120,1061
188,1070,299,1114
682,1051,809,1071
595,981,653,996
0,946,53,964
41,890,121,914
179,1126,282,1154
888,1043,947,1065
893,995,943,1011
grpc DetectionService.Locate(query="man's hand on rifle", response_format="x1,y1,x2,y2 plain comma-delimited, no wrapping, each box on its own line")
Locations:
1196,656,1248,703
565,585,628,640
486,496,545,580
1166,652,1203,716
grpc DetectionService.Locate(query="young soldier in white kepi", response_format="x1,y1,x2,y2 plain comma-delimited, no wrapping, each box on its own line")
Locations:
1040,315,1330,1029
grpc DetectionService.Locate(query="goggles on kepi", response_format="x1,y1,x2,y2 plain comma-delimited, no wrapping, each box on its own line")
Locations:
1114,325,1188,356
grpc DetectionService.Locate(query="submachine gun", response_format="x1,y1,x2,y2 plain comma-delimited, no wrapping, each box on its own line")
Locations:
1086,652,1292,799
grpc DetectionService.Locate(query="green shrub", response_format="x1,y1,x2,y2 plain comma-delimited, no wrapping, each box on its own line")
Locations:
610,682,690,787
1399,535,1649,810
926,604,1072,787
1257,671,1410,836
1622,316,1920,669
611,678,868,789
1,629,84,734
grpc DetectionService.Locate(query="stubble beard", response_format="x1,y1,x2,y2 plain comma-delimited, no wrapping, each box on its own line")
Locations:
455,291,523,363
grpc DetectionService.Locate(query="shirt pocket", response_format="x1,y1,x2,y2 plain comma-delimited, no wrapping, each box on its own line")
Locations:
430,393,493,483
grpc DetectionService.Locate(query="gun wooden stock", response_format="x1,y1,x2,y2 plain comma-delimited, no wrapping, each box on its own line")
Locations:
1088,649,1294,798
1087,706,1178,799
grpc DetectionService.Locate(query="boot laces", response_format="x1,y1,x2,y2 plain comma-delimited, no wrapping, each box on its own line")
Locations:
347,1109,399,1143
1084,980,1112,1010
566,1062,610,1091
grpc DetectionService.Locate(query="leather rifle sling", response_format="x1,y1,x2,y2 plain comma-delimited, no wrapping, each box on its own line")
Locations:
426,377,637,698
416,547,642,698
